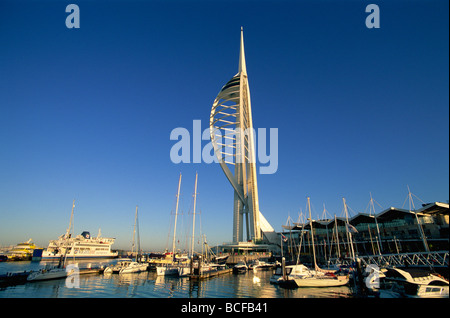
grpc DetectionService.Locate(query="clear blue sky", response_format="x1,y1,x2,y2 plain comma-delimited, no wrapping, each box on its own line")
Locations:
0,0,448,251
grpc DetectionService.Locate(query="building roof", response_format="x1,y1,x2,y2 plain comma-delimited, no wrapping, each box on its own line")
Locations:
417,202,449,215
376,207,421,221
349,213,377,225
285,202,448,230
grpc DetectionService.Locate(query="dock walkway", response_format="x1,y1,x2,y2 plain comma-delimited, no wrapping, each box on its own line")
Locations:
188,267,232,281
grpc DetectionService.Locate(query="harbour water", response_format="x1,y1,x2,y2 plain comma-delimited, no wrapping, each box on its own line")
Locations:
0,259,353,298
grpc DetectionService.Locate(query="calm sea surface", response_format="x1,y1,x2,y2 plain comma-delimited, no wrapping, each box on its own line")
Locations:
0,259,353,298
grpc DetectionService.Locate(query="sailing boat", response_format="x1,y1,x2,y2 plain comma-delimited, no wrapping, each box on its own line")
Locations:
28,201,77,281
270,211,314,284
104,206,148,274
27,253,76,281
178,172,199,277
157,173,184,276
119,206,148,274
280,197,349,288
180,174,225,278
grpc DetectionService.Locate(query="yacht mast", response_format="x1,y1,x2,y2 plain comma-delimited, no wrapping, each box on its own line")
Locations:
191,172,198,258
334,214,341,258
132,205,140,259
408,186,429,252
132,206,137,256
172,173,182,260
343,198,356,261
307,197,317,270
369,193,383,254
65,200,75,239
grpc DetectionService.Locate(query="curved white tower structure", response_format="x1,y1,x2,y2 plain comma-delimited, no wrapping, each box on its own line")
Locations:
210,28,274,243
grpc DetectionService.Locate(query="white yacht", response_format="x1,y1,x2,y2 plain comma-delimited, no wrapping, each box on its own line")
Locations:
250,259,276,271
233,261,248,274
270,264,313,284
118,261,148,274
42,230,118,260
104,260,133,274
27,265,75,281
156,264,180,276
380,267,449,298
27,256,76,282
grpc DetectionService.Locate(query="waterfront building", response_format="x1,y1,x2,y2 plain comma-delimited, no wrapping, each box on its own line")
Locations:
280,201,449,263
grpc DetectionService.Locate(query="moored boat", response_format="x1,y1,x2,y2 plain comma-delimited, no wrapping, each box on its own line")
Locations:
250,259,276,271
104,260,133,274
212,254,229,265
118,261,148,274
156,264,180,276
42,230,118,260
115,206,148,275
278,198,350,289
27,255,76,282
6,239,39,261
282,272,350,288
42,201,118,260
380,267,449,298
270,263,312,284
27,265,75,281
233,261,248,274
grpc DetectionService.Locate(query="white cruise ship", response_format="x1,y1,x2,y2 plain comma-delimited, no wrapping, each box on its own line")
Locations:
42,230,118,260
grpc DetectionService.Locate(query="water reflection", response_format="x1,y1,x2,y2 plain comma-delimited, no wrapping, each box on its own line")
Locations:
1,261,353,298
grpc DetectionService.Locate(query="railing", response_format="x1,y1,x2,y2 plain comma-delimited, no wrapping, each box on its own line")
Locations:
330,250,449,268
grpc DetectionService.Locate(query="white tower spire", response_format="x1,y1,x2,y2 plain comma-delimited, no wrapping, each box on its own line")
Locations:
238,27,247,75
210,28,268,243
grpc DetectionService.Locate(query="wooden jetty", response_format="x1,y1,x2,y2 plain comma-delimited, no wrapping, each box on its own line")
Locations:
79,267,104,275
188,267,232,281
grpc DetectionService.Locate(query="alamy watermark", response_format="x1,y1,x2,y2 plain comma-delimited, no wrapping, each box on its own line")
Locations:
169,120,278,175
65,4,80,29
364,264,380,289
65,264,80,288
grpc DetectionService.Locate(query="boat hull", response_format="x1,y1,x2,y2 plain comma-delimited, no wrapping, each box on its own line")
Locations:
119,264,148,274
156,266,179,276
291,276,349,288
42,253,118,260
178,266,191,277
253,265,274,271
27,268,75,281
233,267,247,274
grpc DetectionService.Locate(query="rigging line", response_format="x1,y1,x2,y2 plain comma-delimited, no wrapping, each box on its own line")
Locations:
411,192,426,204
164,210,174,251
198,207,203,252
296,209,302,225
364,200,372,214
322,203,333,220
373,198,384,209
346,204,357,217
401,193,409,209
309,201,320,221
